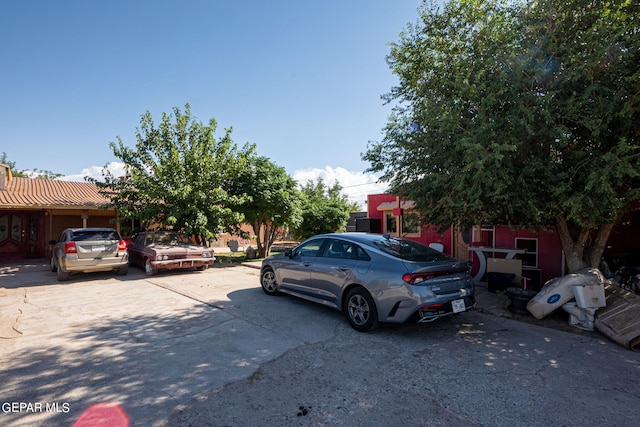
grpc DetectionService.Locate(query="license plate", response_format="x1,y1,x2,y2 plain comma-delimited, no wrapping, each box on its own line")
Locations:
92,245,106,252
451,299,466,313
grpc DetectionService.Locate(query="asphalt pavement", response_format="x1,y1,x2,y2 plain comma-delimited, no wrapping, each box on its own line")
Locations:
1,260,639,427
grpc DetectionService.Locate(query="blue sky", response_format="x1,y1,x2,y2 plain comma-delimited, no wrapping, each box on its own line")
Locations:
1,0,424,204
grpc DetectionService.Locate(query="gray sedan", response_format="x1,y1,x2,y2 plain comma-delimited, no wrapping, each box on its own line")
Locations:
260,233,475,331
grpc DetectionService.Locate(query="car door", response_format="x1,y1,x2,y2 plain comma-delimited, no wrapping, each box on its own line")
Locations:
310,238,360,306
127,233,146,267
276,238,325,296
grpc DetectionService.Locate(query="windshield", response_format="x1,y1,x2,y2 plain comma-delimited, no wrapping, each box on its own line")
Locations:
372,236,451,262
152,232,191,245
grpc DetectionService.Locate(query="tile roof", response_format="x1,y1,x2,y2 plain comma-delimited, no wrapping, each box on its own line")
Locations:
0,177,111,209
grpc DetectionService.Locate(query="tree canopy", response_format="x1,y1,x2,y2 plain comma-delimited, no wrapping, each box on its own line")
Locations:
95,104,255,244
231,155,302,257
363,0,640,272
292,178,352,240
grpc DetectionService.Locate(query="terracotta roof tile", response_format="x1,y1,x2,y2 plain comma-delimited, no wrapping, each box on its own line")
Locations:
0,177,111,209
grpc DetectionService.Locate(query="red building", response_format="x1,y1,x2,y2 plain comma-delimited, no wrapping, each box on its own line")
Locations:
366,193,639,289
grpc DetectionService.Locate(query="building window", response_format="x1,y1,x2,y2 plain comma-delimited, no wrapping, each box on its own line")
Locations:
479,224,495,247
401,212,420,236
385,213,397,234
515,238,538,268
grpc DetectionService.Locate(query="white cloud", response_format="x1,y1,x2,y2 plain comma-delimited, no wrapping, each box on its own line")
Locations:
293,166,388,209
59,162,126,182
59,163,387,209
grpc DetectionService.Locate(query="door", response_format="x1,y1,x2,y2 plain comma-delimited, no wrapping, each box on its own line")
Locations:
311,238,359,306
27,214,41,258
453,225,471,261
276,238,325,294
0,213,27,260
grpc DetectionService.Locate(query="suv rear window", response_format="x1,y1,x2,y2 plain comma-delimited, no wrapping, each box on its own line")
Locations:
372,236,450,262
71,230,120,241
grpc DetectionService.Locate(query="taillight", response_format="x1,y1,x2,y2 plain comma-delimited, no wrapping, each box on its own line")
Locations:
403,265,470,285
117,240,127,251
64,241,77,254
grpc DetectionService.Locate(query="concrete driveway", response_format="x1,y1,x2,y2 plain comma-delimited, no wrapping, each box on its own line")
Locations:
2,261,640,427
1,261,341,427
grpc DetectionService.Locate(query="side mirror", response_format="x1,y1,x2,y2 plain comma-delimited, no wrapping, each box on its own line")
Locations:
284,249,293,258
48,240,57,245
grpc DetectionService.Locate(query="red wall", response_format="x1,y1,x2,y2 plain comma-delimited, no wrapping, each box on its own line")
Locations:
367,193,640,285
367,194,564,284
493,225,564,283
366,194,453,255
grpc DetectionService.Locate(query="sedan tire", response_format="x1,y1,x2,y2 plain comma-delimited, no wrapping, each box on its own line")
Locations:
56,261,70,281
50,256,57,272
144,258,157,276
344,287,378,332
260,267,279,295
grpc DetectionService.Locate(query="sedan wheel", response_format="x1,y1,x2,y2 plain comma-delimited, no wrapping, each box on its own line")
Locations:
50,256,57,272
144,258,157,276
260,267,279,295
345,287,378,332
56,260,70,281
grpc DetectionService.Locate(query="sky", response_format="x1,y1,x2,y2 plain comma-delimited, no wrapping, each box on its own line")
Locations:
1,0,425,206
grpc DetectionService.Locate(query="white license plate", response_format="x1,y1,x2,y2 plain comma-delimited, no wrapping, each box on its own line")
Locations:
92,245,106,252
451,299,466,313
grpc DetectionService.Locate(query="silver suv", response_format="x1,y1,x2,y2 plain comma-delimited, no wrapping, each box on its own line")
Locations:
49,227,129,281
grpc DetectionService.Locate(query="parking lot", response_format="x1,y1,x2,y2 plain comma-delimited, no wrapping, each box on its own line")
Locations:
2,261,640,426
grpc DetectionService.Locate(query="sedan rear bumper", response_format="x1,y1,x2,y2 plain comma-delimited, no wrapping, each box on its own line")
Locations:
60,256,128,273
416,296,476,323
380,282,476,324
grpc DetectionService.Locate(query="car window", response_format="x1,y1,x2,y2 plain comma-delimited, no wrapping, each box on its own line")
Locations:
372,236,450,262
324,239,354,259
354,245,371,261
71,230,120,241
295,239,324,257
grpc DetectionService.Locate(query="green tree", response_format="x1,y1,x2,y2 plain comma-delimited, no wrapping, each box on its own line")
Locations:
231,155,302,258
94,104,255,245
292,178,352,240
363,0,640,272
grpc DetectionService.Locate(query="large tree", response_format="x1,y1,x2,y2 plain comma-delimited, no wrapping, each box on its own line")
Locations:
292,179,352,240
363,0,640,272
231,155,302,258
95,104,254,244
